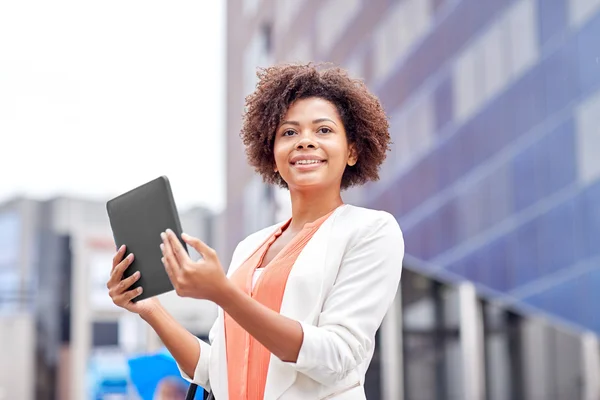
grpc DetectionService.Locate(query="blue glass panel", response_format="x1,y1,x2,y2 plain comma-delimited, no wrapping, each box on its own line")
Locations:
463,252,482,283
543,41,580,117
580,268,600,333
582,180,600,258
446,259,465,277
537,0,568,47
512,219,542,287
538,198,580,274
434,75,453,133
486,236,512,292
403,225,422,259
534,118,577,199
487,163,513,227
522,291,547,310
544,278,582,323
437,200,458,254
576,12,600,95
510,68,547,138
511,144,538,212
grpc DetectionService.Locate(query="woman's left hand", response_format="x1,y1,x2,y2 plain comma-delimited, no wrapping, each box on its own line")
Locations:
160,229,228,303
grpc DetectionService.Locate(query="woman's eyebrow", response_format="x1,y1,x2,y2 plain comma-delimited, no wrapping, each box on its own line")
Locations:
313,118,337,126
280,120,300,126
279,118,338,126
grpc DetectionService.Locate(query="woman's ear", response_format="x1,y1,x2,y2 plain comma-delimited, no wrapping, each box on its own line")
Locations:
347,145,357,167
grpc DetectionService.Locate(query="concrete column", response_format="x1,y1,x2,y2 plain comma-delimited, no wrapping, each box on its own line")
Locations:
380,289,403,400
582,331,600,400
520,318,550,400
69,236,91,400
458,283,485,400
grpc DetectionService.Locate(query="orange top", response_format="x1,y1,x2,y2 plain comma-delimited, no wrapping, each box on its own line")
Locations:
224,209,336,400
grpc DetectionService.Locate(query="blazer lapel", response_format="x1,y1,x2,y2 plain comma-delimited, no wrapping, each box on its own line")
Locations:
263,205,345,399
210,227,277,400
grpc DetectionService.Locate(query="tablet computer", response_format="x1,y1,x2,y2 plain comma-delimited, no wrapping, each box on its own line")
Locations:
106,176,188,302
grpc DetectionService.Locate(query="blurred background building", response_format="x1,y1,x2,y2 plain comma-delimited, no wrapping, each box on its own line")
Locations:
225,0,600,399
0,197,218,400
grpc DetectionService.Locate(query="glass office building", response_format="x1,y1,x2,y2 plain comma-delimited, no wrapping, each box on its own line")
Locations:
225,0,600,398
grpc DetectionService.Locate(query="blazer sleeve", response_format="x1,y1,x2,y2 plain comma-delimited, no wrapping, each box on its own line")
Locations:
177,319,217,390
177,238,249,390
283,211,404,386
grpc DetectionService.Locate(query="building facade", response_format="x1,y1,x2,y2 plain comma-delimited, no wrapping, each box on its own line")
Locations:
225,0,600,398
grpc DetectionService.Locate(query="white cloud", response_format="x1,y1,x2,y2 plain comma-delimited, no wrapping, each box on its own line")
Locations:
0,0,226,212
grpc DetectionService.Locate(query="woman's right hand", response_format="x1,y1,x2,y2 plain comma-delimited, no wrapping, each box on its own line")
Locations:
107,245,160,317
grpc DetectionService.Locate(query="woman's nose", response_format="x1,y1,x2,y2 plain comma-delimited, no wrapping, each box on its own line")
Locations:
295,134,318,149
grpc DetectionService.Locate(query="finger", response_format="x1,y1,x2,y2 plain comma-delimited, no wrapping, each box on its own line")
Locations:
161,232,180,272
165,229,189,265
181,233,215,260
108,253,134,287
162,255,177,286
112,245,126,270
109,270,140,298
119,270,141,293
117,287,143,305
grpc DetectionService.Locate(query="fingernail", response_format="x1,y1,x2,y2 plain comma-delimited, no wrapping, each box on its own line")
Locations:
138,287,143,293
128,253,134,260
181,232,188,238
161,257,165,264
160,232,166,239
119,245,125,251
134,271,140,278
166,229,173,235
160,244,164,251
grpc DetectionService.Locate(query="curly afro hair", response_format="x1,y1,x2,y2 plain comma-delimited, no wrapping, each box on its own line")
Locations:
240,62,391,190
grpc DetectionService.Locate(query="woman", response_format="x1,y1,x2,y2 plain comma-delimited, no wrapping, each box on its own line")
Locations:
107,63,404,399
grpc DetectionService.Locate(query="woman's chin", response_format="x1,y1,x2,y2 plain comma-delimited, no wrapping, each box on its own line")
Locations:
287,178,334,191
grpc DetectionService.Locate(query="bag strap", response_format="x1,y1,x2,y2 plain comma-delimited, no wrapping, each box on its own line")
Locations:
185,383,214,400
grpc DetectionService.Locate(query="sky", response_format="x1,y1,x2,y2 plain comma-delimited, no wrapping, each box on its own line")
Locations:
0,1,226,212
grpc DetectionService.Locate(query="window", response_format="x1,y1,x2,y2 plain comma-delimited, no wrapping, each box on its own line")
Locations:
344,53,364,80
452,0,539,123
373,0,433,83
284,36,311,63
506,0,539,80
0,211,21,314
453,42,480,122
316,0,362,54
92,322,119,347
243,25,273,98
274,1,304,36
243,0,260,17
480,20,511,103
568,0,600,27
575,90,600,184
385,94,435,181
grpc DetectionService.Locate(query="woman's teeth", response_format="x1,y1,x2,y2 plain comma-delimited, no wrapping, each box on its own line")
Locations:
295,160,322,165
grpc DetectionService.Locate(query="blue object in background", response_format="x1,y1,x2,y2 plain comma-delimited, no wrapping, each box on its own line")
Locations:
127,348,203,400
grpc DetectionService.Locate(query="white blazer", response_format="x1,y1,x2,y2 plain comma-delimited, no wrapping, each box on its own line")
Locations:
179,204,404,399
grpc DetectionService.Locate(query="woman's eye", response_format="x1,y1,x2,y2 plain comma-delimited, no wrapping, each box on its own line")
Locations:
318,127,332,134
283,129,296,136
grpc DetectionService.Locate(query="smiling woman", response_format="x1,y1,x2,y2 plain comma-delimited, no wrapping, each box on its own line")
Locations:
241,63,390,191
106,63,404,400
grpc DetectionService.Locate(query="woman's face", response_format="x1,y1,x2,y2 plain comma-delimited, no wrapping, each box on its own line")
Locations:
273,97,356,191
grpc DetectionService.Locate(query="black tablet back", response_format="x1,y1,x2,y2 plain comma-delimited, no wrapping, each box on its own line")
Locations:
106,176,187,302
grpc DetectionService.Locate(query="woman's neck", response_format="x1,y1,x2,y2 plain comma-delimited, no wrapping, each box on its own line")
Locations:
287,187,344,232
